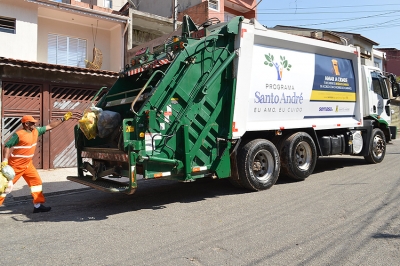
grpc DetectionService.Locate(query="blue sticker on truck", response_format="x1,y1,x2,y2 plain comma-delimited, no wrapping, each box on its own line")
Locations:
310,54,356,102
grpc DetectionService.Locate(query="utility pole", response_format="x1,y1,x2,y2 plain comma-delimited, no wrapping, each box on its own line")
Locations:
173,0,177,31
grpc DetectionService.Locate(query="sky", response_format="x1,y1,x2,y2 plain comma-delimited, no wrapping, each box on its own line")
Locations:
255,0,400,50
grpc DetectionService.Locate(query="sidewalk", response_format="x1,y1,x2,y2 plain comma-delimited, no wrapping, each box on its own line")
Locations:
4,168,89,205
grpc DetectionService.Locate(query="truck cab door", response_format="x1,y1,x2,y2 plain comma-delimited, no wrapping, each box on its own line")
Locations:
369,71,391,123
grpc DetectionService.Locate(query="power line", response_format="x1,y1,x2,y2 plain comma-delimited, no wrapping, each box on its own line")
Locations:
257,15,396,22
257,9,400,15
255,6,400,34
379,41,400,47
344,21,400,32
324,20,400,32
292,11,398,27
256,4,400,11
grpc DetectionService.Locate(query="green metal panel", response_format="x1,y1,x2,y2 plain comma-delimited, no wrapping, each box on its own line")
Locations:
74,16,243,188
133,19,241,181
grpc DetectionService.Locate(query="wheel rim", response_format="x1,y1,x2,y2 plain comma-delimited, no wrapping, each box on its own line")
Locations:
372,134,385,158
295,141,312,170
251,150,275,182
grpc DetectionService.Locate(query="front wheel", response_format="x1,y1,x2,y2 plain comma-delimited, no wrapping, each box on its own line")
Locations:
237,139,280,191
364,128,386,164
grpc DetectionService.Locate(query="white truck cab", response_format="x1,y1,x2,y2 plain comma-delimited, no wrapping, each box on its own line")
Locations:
362,66,391,125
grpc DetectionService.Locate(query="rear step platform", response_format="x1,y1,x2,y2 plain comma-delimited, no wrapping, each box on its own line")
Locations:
67,176,131,193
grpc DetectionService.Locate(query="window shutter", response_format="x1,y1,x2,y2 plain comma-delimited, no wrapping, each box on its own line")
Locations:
47,34,87,67
77,39,87,68
68,37,78,67
57,35,68,66
48,34,57,64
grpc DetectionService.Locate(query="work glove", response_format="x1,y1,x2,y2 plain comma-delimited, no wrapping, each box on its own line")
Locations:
1,159,7,169
4,180,13,194
62,112,73,122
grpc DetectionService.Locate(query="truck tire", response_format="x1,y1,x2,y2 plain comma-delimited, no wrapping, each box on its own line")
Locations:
279,132,317,181
237,139,280,191
364,128,386,164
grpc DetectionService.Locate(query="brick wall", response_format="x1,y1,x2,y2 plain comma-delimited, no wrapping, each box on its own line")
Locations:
379,49,400,76
386,50,400,76
177,2,209,25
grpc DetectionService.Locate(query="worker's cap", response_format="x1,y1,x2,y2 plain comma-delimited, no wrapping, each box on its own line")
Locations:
21,115,38,123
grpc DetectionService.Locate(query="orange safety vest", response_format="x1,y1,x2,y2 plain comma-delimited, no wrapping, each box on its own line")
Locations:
8,129,39,168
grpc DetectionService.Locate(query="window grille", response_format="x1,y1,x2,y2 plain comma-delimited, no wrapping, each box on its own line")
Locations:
209,0,219,10
0,16,16,34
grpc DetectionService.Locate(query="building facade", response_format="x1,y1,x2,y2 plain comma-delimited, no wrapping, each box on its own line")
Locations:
0,0,129,168
128,0,258,25
377,48,400,77
0,0,129,72
271,25,380,67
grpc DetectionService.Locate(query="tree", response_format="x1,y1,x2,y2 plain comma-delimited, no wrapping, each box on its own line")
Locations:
264,53,291,80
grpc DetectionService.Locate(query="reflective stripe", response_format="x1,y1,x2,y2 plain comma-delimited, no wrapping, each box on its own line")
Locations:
11,153,35,158
0,193,6,198
154,172,171,178
30,185,43,193
13,143,37,149
10,129,39,164
193,166,207,172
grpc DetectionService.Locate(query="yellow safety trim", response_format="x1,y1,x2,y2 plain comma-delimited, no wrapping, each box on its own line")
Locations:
1,193,6,198
310,91,356,102
30,185,43,193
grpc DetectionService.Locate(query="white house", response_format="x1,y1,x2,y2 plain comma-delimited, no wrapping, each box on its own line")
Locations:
0,0,130,72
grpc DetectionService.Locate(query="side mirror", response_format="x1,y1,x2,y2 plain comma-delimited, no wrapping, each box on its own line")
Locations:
393,83,400,97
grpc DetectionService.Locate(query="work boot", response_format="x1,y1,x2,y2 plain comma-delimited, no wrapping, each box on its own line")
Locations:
33,204,51,213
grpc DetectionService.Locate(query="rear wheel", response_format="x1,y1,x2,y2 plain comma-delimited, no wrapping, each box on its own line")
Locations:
237,139,280,191
364,128,386,164
279,132,317,181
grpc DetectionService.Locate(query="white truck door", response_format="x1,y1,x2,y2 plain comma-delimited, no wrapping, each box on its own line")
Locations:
369,70,391,124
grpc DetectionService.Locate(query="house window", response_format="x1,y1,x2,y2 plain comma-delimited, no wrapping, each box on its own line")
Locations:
104,0,112,8
209,0,219,10
48,34,87,68
224,12,236,22
0,16,16,34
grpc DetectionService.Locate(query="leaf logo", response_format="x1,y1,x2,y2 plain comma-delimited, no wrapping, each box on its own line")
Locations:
264,53,292,80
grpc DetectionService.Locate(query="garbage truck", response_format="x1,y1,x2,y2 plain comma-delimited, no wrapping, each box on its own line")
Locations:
67,15,399,194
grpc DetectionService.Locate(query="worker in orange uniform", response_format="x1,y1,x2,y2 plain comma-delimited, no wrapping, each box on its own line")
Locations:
1,113,72,213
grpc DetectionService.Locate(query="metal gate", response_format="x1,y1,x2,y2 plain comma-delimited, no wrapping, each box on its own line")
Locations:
1,81,43,168
49,85,101,168
1,80,102,169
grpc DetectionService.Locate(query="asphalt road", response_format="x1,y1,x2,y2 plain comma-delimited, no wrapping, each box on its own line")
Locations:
1,140,400,265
